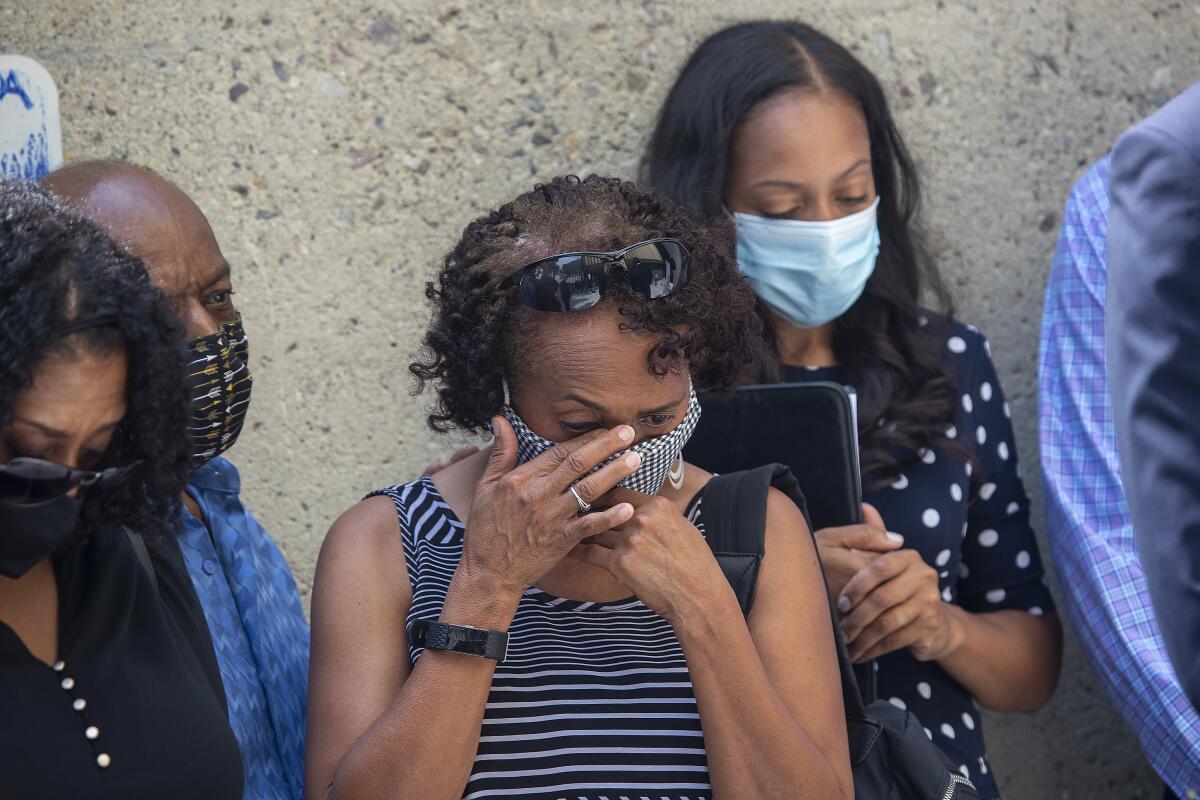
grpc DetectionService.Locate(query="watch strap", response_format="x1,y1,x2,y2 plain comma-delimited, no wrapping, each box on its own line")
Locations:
411,619,509,662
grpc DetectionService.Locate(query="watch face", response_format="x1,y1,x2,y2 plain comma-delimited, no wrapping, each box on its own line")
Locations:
415,620,508,662
435,624,488,654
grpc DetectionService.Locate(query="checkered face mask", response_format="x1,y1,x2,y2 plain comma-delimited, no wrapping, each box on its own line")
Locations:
502,385,702,496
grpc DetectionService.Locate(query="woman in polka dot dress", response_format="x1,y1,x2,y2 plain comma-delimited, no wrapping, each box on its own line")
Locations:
643,21,1063,798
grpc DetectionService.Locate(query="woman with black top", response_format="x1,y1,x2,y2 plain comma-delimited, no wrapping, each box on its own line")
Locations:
641,21,1062,797
0,181,243,799
306,175,853,800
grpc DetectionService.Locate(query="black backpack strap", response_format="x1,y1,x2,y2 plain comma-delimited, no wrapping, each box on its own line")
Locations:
702,464,869,716
700,469,769,617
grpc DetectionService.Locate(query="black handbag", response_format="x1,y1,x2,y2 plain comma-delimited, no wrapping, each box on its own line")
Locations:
700,464,979,799
123,527,230,714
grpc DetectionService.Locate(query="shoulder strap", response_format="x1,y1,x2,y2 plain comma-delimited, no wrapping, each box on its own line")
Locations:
702,469,771,616
702,464,870,715
124,525,160,596
123,525,229,714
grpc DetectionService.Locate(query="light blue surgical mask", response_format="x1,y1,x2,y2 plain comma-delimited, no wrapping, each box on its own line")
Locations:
733,197,881,328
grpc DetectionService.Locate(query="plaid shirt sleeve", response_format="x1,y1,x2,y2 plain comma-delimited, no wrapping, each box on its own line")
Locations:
1038,156,1200,796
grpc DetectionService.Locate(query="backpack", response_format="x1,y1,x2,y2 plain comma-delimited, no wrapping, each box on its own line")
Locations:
701,464,980,800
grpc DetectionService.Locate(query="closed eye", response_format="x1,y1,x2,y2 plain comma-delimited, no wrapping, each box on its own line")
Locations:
838,195,869,206
560,421,600,435
78,449,107,470
761,206,802,220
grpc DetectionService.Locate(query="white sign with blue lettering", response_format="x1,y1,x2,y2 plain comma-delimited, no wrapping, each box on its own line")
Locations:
0,55,63,180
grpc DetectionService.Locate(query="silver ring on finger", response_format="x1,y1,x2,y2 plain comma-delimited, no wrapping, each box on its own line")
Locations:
569,485,592,515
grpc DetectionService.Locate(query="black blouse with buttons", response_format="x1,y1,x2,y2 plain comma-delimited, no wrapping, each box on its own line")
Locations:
784,319,1054,800
0,526,244,799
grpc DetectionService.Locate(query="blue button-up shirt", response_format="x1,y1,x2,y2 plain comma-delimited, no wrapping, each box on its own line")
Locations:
1039,156,1200,796
180,457,309,800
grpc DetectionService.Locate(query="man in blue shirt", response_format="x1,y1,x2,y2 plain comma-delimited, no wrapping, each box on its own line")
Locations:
43,161,309,800
1040,153,1200,797
1106,83,1200,714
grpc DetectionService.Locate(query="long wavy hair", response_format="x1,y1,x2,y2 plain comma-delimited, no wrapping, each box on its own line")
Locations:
410,174,764,433
640,20,960,486
0,180,191,537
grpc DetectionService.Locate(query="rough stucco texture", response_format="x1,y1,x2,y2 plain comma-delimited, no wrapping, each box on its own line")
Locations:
5,0,1200,795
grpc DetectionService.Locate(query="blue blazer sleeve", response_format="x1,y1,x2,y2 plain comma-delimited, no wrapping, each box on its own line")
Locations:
1105,82,1200,711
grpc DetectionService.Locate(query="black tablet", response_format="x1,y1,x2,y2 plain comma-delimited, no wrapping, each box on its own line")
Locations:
684,382,863,531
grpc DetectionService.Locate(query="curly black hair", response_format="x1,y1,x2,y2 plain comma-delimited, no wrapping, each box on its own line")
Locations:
0,180,191,537
641,21,963,488
410,175,764,433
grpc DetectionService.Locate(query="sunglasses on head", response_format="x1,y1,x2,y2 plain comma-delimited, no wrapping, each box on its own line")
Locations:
0,458,140,506
500,238,690,312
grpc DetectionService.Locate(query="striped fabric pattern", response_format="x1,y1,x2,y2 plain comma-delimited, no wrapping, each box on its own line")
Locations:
371,476,712,800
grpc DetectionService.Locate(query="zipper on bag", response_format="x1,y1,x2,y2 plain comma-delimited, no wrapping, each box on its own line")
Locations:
941,771,978,800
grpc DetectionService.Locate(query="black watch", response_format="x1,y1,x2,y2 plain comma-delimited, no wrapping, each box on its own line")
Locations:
410,619,509,663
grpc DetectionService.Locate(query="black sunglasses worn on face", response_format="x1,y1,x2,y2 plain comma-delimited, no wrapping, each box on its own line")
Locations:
0,458,140,506
501,238,690,312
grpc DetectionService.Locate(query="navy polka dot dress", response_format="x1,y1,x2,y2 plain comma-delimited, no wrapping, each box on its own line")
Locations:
783,318,1054,799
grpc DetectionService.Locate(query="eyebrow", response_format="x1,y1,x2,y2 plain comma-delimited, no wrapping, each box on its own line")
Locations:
559,392,688,416
171,261,232,300
13,418,122,438
202,261,233,290
751,158,871,190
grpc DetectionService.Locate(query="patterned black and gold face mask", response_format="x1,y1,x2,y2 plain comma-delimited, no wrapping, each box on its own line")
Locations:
185,316,253,467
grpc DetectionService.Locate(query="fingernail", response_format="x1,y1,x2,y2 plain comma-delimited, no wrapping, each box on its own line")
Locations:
616,425,635,443
623,452,641,469
616,503,634,520
837,595,851,613
886,531,904,544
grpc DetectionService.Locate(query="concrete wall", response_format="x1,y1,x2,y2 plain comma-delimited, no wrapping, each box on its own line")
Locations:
7,0,1199,795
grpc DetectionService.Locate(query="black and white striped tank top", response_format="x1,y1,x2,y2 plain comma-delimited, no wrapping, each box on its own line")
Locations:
372,475,712,800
